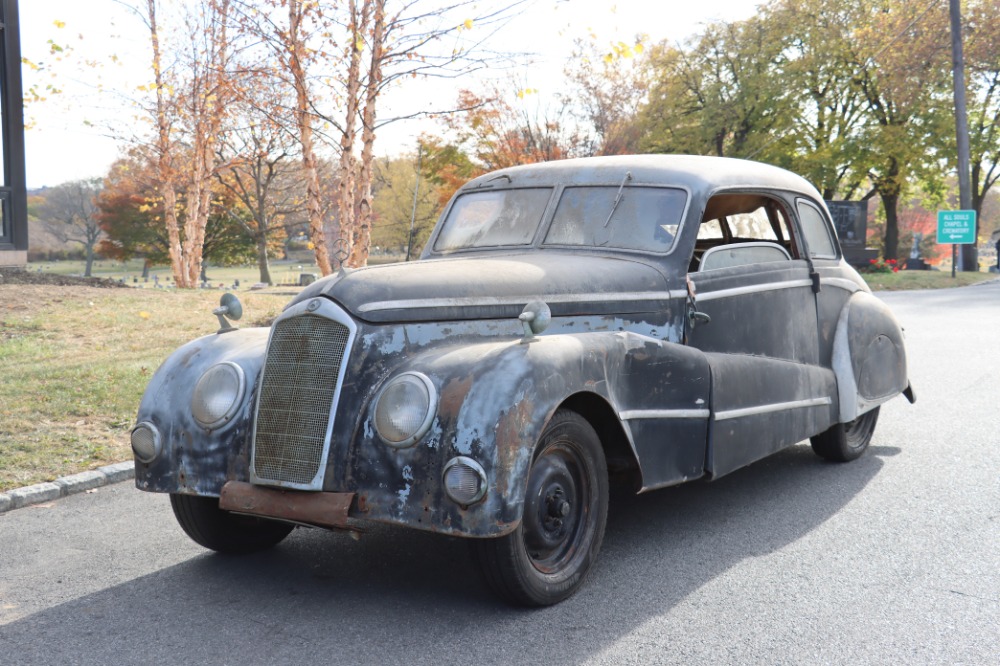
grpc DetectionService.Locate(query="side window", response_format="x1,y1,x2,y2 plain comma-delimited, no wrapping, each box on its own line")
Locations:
797,200,838,259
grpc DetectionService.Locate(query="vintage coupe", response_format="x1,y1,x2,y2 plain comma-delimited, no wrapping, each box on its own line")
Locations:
131,155,914,606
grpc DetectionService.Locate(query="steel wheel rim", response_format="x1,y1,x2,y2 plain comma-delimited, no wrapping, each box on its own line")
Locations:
521,440,592,575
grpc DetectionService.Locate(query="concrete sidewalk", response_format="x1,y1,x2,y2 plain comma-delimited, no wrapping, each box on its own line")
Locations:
0,462,134,514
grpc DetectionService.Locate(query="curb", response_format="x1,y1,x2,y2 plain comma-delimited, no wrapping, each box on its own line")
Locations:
0,461,134,514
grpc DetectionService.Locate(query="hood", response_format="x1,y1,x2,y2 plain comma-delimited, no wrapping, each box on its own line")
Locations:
291,252,675,323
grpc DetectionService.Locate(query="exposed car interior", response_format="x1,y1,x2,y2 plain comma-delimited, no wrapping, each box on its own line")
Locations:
690,193,801,272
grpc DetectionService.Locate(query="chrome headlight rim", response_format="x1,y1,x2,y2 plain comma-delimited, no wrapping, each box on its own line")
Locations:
191,361,247,429
442,456,488,506
373,371,438,448
130,421,162,464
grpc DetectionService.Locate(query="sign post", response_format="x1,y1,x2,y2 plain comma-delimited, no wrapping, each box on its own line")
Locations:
937,210,977,277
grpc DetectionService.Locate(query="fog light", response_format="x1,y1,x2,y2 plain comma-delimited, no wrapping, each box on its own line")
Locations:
131,422,161,463
443,456,487,505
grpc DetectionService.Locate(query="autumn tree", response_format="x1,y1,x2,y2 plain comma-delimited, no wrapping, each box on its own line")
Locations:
639,16,793,160
132,0,235,287
850,1,952,260
235,0,528,271
421,85,574,210
563,36,649,157
957,0,1000,268
766,0,868,199
97,152,258,274
369,154,442,257
34,179,104,277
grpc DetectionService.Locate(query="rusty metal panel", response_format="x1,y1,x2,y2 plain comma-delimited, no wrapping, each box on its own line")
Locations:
219,481,353,529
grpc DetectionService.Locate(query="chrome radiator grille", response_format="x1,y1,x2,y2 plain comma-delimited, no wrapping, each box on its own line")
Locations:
252,313,351,486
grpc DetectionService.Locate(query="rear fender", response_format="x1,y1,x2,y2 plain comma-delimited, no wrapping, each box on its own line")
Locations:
832,291,908,422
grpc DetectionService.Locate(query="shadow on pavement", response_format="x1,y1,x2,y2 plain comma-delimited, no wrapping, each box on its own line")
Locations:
0,444,892,665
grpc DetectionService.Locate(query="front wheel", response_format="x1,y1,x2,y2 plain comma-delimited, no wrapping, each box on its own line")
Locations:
810,407,880,462
170,494,294,554
473,410,609,607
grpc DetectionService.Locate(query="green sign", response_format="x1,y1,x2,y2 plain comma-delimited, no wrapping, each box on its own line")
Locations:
937,210,977,244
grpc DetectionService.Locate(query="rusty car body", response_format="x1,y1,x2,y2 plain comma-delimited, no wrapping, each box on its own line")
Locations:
131,155,914,606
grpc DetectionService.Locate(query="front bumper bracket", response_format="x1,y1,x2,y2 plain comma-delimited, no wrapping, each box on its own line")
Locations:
219,481,355,530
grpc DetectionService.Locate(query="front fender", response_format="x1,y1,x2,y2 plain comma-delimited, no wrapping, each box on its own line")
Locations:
133,327,269,495
351,330,710,537
832,291,909,422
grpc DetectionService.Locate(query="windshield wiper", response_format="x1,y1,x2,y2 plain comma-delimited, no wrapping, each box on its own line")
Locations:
603,171,632,228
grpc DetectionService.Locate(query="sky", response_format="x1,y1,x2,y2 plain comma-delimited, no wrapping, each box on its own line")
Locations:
19,0,761,189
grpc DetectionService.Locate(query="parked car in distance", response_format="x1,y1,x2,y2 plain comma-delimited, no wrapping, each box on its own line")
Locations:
131,155,915,606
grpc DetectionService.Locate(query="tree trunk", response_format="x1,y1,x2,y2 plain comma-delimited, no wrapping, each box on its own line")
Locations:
257,234,272,285
348,0,385,269
881,191,900,261
84,246,95,277
147,0,187,287
338,0,368,267
288,0,332,275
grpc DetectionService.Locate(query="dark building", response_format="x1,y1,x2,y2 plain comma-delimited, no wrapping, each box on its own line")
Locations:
0,0,27,267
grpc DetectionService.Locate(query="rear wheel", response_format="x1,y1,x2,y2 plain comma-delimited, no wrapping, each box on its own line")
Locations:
473,410,608,607
810,407,880,462
170,493,294,554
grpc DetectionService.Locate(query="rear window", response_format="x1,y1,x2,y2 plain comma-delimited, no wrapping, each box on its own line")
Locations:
545,186,686,253
797,200,838,258
434,188,552,251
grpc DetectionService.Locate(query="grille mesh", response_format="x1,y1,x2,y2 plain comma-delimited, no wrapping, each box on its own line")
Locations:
252,314,350,485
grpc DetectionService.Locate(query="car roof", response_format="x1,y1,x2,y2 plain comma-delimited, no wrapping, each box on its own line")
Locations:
459,154,824,201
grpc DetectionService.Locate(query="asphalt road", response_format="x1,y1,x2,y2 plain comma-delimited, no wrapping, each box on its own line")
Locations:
1,282,998,665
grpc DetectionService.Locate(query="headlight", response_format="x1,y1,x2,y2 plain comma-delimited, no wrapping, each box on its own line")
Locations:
443,456,488,505
373,372,437,447
191,362,246,429
131,422,161,463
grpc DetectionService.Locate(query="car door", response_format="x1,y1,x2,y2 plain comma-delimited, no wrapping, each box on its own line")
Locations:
685,193,838,478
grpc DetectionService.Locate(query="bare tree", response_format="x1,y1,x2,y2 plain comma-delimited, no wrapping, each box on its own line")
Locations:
216,100,304,285
233,0,529,271
36,179,104,277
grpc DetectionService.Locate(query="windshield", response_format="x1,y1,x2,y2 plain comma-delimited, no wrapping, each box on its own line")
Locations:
545,186,686,253
434,188,552,251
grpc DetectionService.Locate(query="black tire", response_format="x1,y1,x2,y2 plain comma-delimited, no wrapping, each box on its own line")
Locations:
810,406,880,462
473,410,609,607
170,493,294,554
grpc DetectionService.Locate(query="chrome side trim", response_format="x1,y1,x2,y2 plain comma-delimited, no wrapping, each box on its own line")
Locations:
619,409,711,420
696,279,813,303
358,290,687,314
714,397,832,422
820,277,862,293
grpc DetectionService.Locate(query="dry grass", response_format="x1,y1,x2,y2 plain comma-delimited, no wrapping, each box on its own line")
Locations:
0,285,290,491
